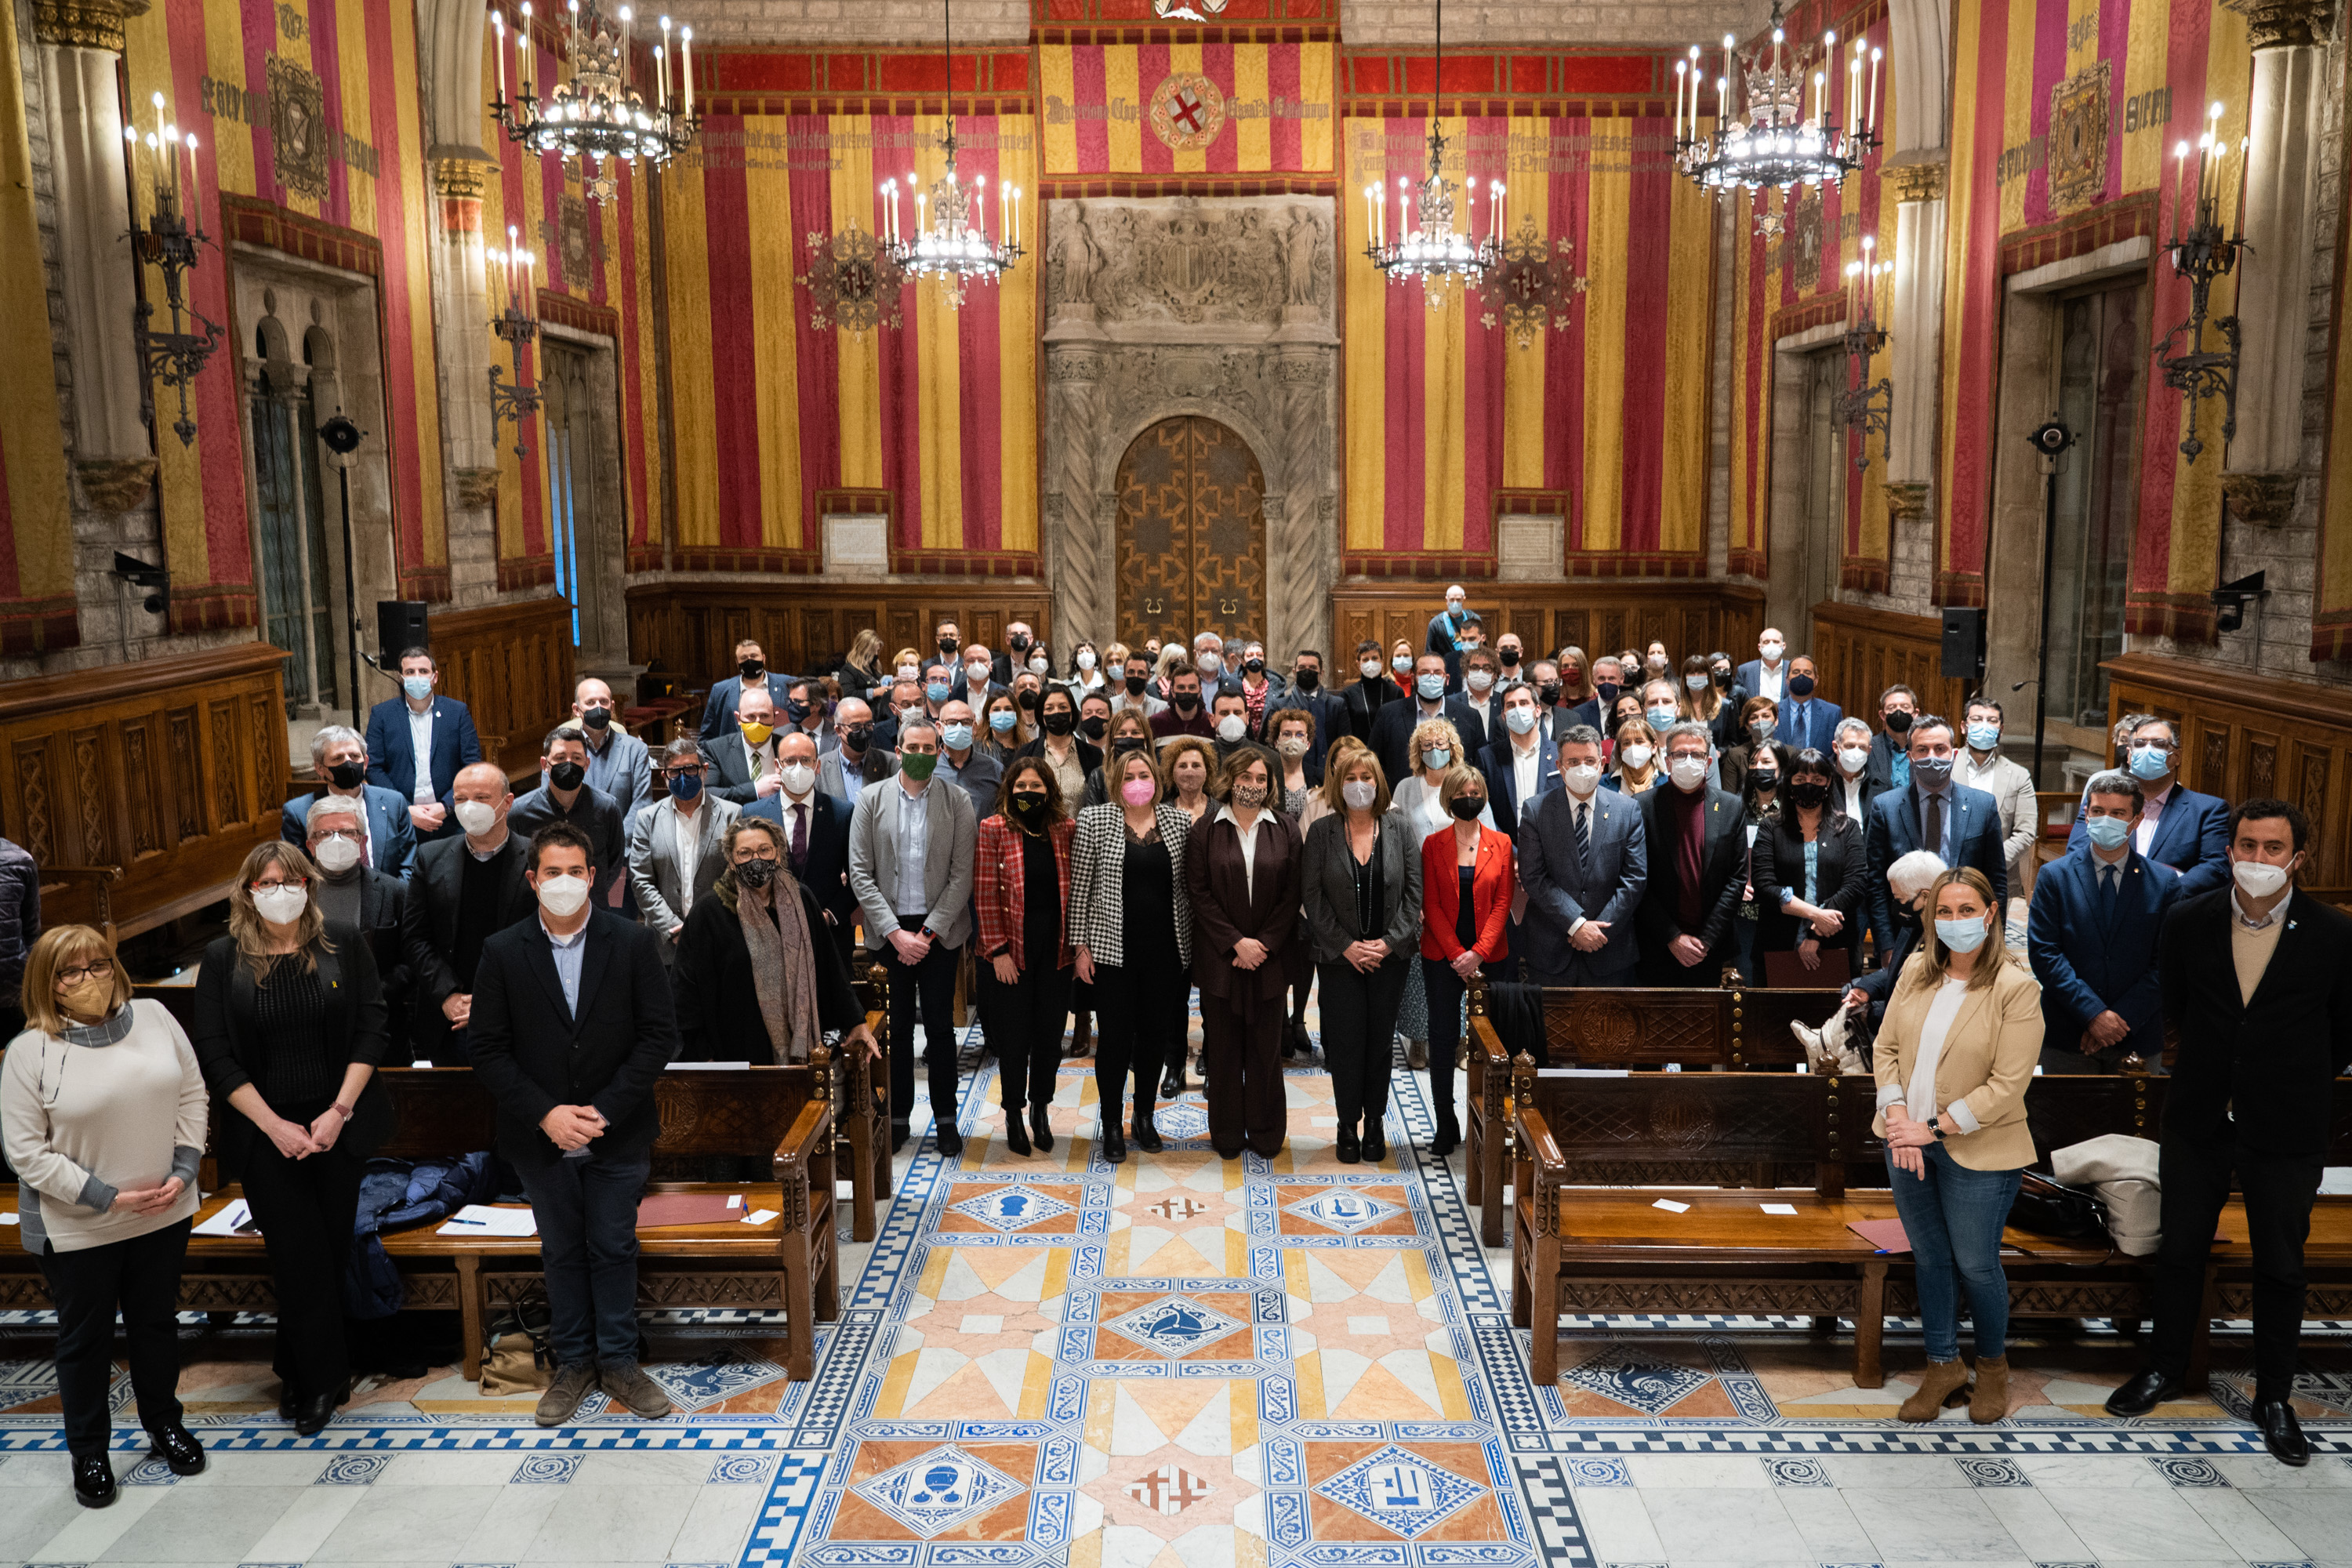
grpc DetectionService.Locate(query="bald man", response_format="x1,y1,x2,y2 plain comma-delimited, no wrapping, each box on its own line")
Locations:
401,760,540,1064
558,677,652,830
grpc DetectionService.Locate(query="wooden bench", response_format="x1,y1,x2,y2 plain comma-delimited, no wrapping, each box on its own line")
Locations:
0,1036,877,1383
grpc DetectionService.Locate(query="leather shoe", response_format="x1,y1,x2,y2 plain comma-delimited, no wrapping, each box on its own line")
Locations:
71,1451,115,1508
1102,1123,1128,1164
1430,1117,1461,1160
1003,1117,1032,1156
935,1125,964,1160
2255,1399,2310,1466
1160,1065,1185,1100
293,1386,343,1436
1132,1118,1163,1155
1362,1123,1387,1163
147,1422,205,1476
890,1120,912,1153
1030,1105,1055,1152
278,1386,300,1423
1335,1123,1360,1164
2103,1368,2184,1418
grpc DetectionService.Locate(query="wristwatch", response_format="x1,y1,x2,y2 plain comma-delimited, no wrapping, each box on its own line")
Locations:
1928,1120,1946,1141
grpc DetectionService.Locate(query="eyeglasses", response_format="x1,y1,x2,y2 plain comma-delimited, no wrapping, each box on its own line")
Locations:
664,768,706,781
310,829,364,844
249,878,307,891
56,962,111,985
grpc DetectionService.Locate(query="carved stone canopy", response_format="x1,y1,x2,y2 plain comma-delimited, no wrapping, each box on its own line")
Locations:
1881,159,1947,205
1047,195,1335,341
2221,0,2335,49
31,0,148,50
2221,470,2303,528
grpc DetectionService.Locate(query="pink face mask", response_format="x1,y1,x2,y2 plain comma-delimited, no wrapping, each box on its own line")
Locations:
1120,778,1156,807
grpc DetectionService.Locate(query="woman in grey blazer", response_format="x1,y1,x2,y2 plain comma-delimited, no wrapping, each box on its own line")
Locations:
1301,739,1423,1163
1069,747,1195,1162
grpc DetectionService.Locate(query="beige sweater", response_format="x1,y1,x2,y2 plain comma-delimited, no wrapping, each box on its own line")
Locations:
1,1000,208,1253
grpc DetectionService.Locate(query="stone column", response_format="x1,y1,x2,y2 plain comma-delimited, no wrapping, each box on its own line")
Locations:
33,0,153,509
1269,345,1332,663
2220,0,2333,527
1044,342,1107,644
430,157,501,604
1882,159,1946,491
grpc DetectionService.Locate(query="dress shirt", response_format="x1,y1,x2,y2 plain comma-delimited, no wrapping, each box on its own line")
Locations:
1836,771,1867,821
468,827,510,862
406,704,436,804
672,805,704,919
1215,803,1270,902
541,915,587,1015
1755,662,1785,702
1511,742,1541,824
745,736,777,779
2092,850,2127,900
893,779,931,918
2134,782,2174,856
1900,976,1983,1133
1784,699,1813,743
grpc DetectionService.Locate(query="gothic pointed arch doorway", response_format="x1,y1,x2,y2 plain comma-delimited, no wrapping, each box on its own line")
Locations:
1114,416,1268,651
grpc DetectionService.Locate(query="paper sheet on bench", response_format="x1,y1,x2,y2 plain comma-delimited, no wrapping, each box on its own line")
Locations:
1651,1199,1691,1213
668,1061,752,1070
194,1199,259,1237
438,1204,538,1237
1760,1203,1799,1214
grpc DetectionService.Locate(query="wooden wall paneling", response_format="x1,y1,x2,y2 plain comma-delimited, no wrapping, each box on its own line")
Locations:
430,597,577,782
1809,602,1969,728
626,583,1056,696
1330,583,1766,674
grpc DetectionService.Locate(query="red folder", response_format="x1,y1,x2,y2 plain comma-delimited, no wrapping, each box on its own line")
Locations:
636,1193,742,1228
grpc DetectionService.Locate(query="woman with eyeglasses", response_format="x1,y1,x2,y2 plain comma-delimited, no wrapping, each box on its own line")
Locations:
1,926,209,1506
192,840,390,1437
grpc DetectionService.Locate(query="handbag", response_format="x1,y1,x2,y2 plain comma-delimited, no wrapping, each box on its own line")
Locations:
2006,1169,2111,1244
479,1301,557,1395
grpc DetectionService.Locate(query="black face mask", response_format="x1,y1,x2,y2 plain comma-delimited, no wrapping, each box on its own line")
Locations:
734,857,778,889
938,637,959,657
1450,795,1487,822
549,760,586,791
1079,715,1109,741
843,724,873,752
1538,683,1563,706
739,659,764,681
1294,669,1319,691
1500,648,1520,668
1595,681,1621,705
1712,668,1734,691
1017,689,1042,712
1750,771,1779,793
328,760,365,789
1244,658,1265,674
1010,793,1049,822
1009,634,1030,652
1125,674,1148,695
1786,780,1830,809
581,706,613,731
1112,736,1149,755
1044,710,1076,736
1885,709,1914,735
1173,692,1200,713
783,700,810,724
1788,674,1816,698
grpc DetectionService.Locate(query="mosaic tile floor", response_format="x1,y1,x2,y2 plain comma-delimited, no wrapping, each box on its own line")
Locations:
2,1012,2349,1568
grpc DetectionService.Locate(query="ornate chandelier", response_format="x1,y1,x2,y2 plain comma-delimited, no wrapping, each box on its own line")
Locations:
489,0,698,204
1675,0,1879,231
1364,0,1499,299
878,0,1022,308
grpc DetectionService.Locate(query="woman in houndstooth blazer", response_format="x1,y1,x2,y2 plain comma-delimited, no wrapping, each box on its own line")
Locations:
1069,746,1196,1163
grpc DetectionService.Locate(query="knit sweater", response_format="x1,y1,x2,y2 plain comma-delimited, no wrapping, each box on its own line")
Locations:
1,1000,207,1253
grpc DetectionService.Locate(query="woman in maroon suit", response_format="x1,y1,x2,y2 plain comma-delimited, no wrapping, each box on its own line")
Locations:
1185,746,1305,1160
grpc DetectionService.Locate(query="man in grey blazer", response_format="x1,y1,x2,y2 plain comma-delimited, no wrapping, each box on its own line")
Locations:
626,738,742,970
847,717,980,1156
1520,724,1649,985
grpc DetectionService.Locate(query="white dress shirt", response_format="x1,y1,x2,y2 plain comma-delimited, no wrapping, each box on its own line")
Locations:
1215,804,1270,902
1755,662,1785,702
672,804,703,919
406,703,436,804
1836,771,1867,821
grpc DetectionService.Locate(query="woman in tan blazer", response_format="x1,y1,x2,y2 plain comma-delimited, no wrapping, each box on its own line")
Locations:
1872,865,2043,1425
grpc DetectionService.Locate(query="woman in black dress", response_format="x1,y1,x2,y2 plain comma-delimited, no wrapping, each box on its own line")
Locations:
1751,747,1871,979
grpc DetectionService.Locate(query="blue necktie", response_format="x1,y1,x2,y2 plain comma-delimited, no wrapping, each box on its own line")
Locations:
2099,862,2119,914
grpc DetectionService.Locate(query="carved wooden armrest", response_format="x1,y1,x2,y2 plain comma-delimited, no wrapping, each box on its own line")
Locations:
1470,1012,1509,1069
1512,1105,1566,1239
862,1008,888,1121
42,864,125,932
772,1100,836,1231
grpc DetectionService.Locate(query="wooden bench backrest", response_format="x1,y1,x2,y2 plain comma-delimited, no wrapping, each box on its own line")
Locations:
1513,1067,1853,1199
1535,985,1844,1069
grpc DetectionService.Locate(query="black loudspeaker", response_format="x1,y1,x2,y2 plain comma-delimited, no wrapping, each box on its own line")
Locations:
377,600,429,664
1940,607,1984,681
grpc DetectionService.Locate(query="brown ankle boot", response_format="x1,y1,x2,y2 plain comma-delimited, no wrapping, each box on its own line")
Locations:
1897,1359,1973,1422
1969,1356,2009,1423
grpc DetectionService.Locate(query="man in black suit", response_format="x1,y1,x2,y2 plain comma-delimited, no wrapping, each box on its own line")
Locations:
468,821,681,1428
1863,713,2009,953
1370,652,1456,787
1446,648,1504,757
2106,800,2352,1465
745,729,859,971
1860,683,1918,794
1565,654,1628,734
698,637,774,742
401,761,537,1064
1632,720,1747,987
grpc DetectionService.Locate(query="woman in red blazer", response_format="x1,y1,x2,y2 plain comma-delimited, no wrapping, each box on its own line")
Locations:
1419,765,1515,1157
975,758,1077,1156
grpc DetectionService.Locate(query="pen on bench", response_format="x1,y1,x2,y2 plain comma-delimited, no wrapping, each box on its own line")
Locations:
447,1217,487,1226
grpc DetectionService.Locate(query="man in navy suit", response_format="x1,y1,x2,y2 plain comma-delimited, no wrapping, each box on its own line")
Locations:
1634,722,1748,985
1774,654,1843,754
699,638,774,742
1479,683,1562,829
2029,771,2183,1072
1565,654,1628,733
283,724,417,878
2063,717,2230,898
1446,648,1505,757
1733,626,1791,708
1864,713,2009,950
365,648,484,840
744,729,859,973
1369,652,1456,788
1519,724,1647,985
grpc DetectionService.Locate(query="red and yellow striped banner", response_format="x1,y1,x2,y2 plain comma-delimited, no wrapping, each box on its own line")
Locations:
0,0,74,652
1039,41,1334,176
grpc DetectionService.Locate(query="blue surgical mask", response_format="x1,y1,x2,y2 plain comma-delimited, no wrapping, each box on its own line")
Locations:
1421,746,1451,771
941,723,974,751
2085,814,2132,851
1504,706,1537,735
1646,704,1677,728
1416,673,1447,701
989,710,1018,733
1935,916,1988,953
1966,722,2001,752
402,675,434,702
2128,745,2170,782
926,681,953,705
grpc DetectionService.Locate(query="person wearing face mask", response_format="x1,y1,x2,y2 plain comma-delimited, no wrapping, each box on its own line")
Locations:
1388,716,1482,1073
1726,740,1790,982
1774,655,1842,754
510,725,629,909
1447,649,1504,756
996,622,1036,688
1632,722,1747,988
1704,653,1746,746
1161,736,1218,831
283,725,419,878
1524,659,1563,742
1716,695,1780,798
2062,717,2230,899
1639,678,1686,735
566,677,655,831
303,796,412,1048
1735,628,1790,705
2107,801,2352,1465
365,648,485,840
2,927,209,1506
1014,686,1098,811
979,689,1031,762
1151,663,1218,746
1208,689,1261,765
869,677,920,754
1479,682,1563,833
401,761,537,1065
1862,684,1919,793
1425,584,1473,685
1344,638,1399,738
1077,691,1116,750
1263,708,1323,1062
1190,630,1243,699
1495,633,1526,681
1752,749,1869,983
955,645,1007,710
933,698,1007,822
1235,640,1285,731
1067,640,1107,695
466,823,683,1425
1112,649,1171,724
1388,638,1417,695
741,729,858,970
1566,655,1627,734
2024,771,2180,1074
820,695,900,804
1602,716,1661,796
776,676,839,762
193,841,390,1435
1188,748,1305,1161
837,629,887,706
934,619,964,666
1640,640,1671,682
1864,714,2009,965
971,760,1079,1156
628,739,743,974
699,638,774,742
848,717,981,1156
1417,768,1514,1156
1841,850,1947,1025
1951,698,2035,900
1679,654,1727,740
1300,740,1421,1162
1553,645,1594,713
1519,725,1646,988
1370,653,1456,789
1081,710,1158,809
1828,717,1881,827
1871,866,2042,1425
709,684,789,809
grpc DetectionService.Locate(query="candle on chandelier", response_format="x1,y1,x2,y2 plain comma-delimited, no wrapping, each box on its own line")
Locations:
507,226,522,310
1012,184,1022,249
2234,133,2249,240
657,16,670,113
619,4,632,59
518,3,533,97
492,10,507,103
1494,180,1504,241
1398,175,1411,241
681,25,693,119
1675,60,1687,143
1812,71,1824,125
521,247,535,317
1867,47,1881,136
1722,34,1735,123
1848,42,1862,131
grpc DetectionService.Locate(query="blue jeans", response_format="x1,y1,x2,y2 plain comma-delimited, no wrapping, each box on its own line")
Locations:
519,1150,652,1367
1885,1142,2023,1363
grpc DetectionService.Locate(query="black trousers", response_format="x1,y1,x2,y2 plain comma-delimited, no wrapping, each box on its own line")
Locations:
1202,986,1286,1158
880,936,964,1129
1422,959,1469,1127
1094,961,1185,1127
236,1114,362,1399
2148,1135,2324,1403
985,961,1073,1113
1318,958,1408,1127
37,1218,191,1456
517,1150,652,1367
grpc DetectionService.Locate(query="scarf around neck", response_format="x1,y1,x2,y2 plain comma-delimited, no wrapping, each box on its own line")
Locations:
736,873,824,1063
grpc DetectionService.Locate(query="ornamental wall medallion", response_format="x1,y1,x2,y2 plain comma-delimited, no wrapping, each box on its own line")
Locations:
2049,60,2112,215
1149,72,1226,153
799,225,905,334
1478,215,1590,350
267,55,328,201
559,194,595,282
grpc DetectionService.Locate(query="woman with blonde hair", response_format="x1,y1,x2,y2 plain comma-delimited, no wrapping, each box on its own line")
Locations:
1,925,209,1504
1152,642,1189,699
1604,717,1662,795
1160,735,1218,826
1389,716,1485,1071
1555,645,1593,710
193,840,390,1436
839,628,886,706
1874,865,2042,1424
891,646,924,684
1301,741,1421,1162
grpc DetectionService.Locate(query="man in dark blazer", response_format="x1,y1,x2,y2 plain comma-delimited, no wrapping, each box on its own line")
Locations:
1445,649,1505,758
1519,724,1646,986
1370,652,1457,787
745,730,860,971
1564,654,1628,734
467,820,681,1428
284,724,418,879
2107,800,2352,1466
1773,654,1844,754
2027,771,2182,1072
1479,684,1563,830
1860,684,1918,794
1863,713,2009,956
2063,717,2230,899
820,696,898,806
1341,639,1400,741
698,637,774,741
707,685,784,808
1632,722,1748,986
401,761,537,1064
1265,649,1349,771
365,648,484,840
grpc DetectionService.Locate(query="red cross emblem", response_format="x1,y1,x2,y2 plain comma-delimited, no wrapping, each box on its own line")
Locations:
1149,72,1224,151
1127,1464,1214,1515
1168,89,1206,135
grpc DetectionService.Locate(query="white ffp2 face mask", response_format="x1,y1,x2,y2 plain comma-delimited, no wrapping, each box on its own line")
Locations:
454,799,499,837
312,835,362,874
2232,858,2292,899
780,763,817,797
1668,755,1709,789
535,874,591,917
1563,764,1602,794
251,885,310,924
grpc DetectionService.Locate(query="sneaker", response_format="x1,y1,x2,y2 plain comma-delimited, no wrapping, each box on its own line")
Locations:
536,1363,599,1427
599,1361,674,1420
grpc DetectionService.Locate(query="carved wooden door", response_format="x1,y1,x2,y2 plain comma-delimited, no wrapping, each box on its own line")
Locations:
1115,416,1267,651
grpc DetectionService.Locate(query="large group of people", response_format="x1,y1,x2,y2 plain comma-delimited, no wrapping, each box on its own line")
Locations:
0,604,2347,1506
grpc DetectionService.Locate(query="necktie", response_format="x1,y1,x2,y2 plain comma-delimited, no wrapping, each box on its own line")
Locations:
1922,789,1943,862
2099,862,2118,912
1574,800,1592,872
790,802,808,869
750,747,765,779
